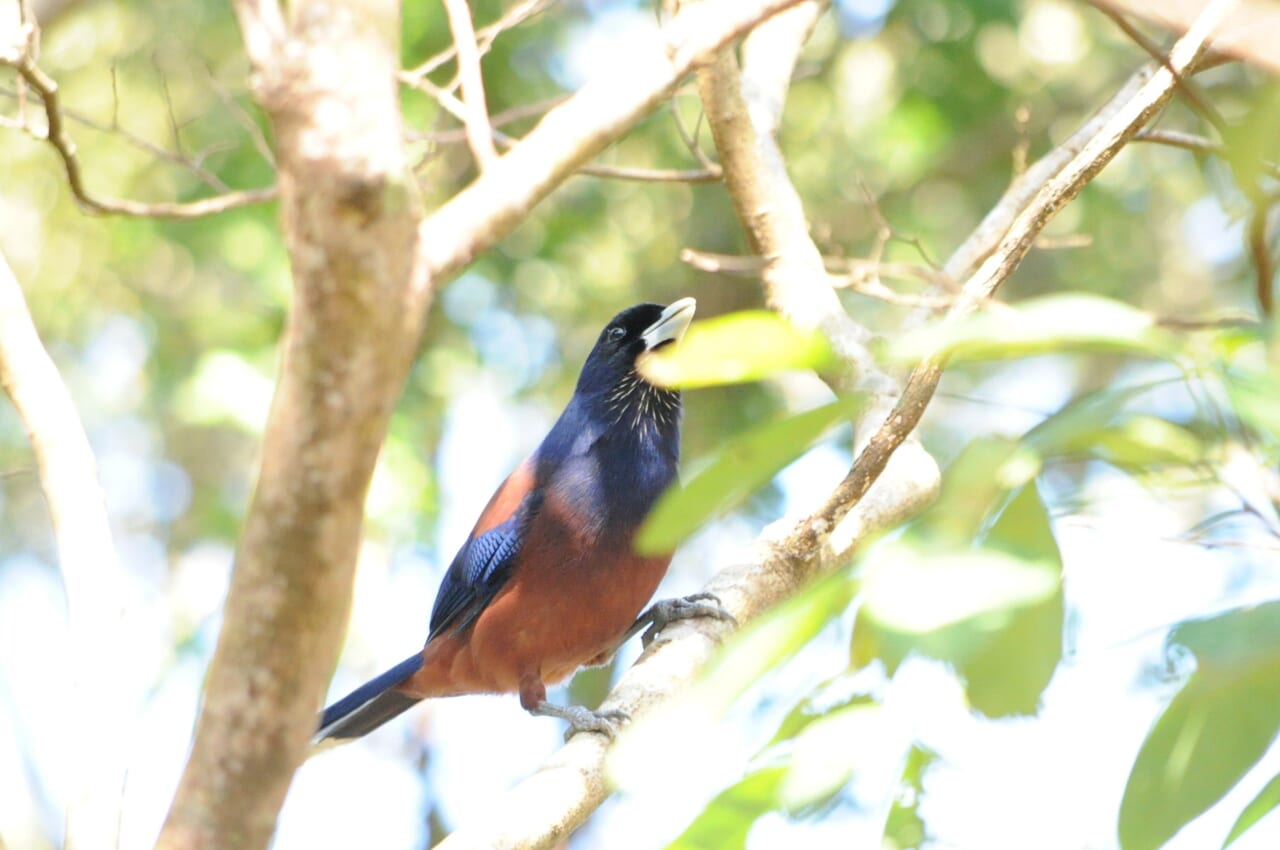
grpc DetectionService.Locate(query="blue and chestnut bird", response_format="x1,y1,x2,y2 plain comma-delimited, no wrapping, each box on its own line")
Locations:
317,297,728,742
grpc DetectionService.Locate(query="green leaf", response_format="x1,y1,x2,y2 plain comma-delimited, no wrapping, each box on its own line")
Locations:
1220,79,1280,190
686,570,857,716
610,572,856,792
665,694,893,848
1173,601,1280,669
1224,367,1280,443
1224,772,1280,848
962,483,1066,716
636,398,859,554
853,482,1064,716
768,685,877,747
913,437,1041,545
778,703,887,811
893,294,1179,363
667,767,786,850
884,744,936,850
639,310,835,389
1024,383,1205,470
859,545,1058,637
1023,381,1170,457
1083,415,1204,467
1120,602,1280,850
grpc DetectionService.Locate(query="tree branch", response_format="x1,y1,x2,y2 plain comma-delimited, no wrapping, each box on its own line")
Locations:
0,15,278,219
1088,0,1276,71
678,248,964,307
155,0,422,848
441,0,499,170
812,0,1237,530
402,0,556,87
1093,1,1228,132
430,2,1236,846
410,0,812,287
0,249,126,850
411,77,721,182
695,0,941,555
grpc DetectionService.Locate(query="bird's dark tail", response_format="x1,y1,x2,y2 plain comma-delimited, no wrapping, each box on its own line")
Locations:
315,653,425,743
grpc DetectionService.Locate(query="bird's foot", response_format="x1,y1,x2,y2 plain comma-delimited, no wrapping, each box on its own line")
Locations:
531,701,630,742
629,592,737,649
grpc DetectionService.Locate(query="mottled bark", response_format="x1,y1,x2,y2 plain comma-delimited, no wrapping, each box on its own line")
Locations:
154,2,423,849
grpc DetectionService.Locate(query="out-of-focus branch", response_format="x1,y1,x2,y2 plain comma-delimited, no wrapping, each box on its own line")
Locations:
441,0,498,170
432,3,1236,847
155,0,419,848
1089,0,1277,71
0,249,125,850
27,0,83,26
1094,1,1228,132
679,247,961,307
1249,204,1275,316
577,162,721,183
696,0,941,556
413,78,722,183
0,14,278,218
699,1,887,398
411,0,811,286
1107,126,1280,315
811,0,1237,531
230,0,285,74
402,0,556,86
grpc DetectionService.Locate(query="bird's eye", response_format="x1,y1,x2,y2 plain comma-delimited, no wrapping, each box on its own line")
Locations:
607,326,626,343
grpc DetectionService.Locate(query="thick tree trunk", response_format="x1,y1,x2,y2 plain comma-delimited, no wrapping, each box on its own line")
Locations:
154,2,425,848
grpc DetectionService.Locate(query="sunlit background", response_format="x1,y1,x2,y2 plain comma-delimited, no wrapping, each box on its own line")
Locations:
2,0,1278,848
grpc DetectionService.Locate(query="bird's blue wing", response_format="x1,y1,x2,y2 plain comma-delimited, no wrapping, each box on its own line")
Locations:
427,520,523,639
426,460,538,640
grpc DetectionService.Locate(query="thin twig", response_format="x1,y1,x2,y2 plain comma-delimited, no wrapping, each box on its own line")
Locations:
108,64,119,130
1154,313,1261,329
578,162,721,182
810,0,1236,528
203,61,277,168
1092,1,1229,133
1013,104,1031,177
402,0,556,85
855,178,944,270
417,76,722,183
668,96,717,171
1133,127,1280,178
1,84,249,193
680,248,959,304
1248,202,1275,315
442,0,499,170
155,56,187,157
1035,233,1094,250
0,46,277,218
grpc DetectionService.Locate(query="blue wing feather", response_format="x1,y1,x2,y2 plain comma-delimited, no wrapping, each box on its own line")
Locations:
427,516,526,640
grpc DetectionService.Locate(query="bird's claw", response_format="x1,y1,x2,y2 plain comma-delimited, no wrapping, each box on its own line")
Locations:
634,591,737,649
563,707,629,742
532,701,630,742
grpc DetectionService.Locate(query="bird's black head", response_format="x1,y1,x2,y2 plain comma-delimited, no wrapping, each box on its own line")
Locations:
575,298,695,399
538,299,694,523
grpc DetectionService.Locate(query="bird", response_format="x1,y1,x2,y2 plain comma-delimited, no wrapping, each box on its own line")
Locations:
316,297,730,743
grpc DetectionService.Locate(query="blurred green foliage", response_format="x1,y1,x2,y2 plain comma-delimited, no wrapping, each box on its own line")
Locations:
2,0,1279,849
